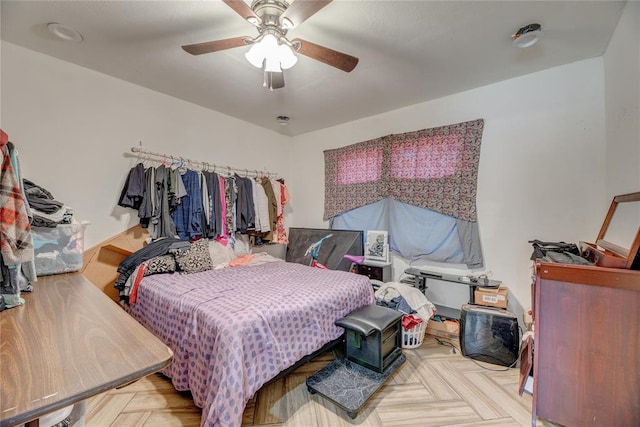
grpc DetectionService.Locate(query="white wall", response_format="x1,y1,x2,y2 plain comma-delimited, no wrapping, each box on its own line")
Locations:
1,41,290,248
604,0,640,196
5,9,637,317
289,58,609,315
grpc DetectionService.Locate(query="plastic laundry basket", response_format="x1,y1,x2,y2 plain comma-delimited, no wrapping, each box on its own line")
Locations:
402,319,427,349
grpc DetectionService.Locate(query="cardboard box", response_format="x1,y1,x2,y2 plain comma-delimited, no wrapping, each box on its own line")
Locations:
425,319,459,340
474,285,508,309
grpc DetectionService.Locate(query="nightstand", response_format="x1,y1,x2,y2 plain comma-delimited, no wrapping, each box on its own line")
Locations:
355,261,392,282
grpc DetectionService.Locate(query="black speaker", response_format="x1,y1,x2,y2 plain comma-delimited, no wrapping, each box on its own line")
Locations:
459,304,520,367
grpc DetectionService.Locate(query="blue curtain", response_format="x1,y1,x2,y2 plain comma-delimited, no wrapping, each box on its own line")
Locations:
331,198,470,264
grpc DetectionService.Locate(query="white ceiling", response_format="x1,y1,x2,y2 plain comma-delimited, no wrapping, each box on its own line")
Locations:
1,1,626,137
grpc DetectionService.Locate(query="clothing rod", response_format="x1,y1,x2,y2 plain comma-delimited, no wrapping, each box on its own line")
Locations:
130,146,279,179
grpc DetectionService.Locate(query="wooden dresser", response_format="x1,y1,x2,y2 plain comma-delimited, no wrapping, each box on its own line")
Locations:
532,261,640,426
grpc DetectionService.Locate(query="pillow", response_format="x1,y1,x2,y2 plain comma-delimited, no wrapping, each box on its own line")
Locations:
143,254,177,276
208,239,237,269
170,239,213,274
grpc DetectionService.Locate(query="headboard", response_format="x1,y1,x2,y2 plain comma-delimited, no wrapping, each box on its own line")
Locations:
286,228,363,271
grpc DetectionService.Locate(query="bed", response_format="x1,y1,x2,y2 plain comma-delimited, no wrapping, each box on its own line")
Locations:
125,259,374,427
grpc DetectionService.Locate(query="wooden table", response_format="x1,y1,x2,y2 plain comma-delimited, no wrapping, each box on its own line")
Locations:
0,273,173,427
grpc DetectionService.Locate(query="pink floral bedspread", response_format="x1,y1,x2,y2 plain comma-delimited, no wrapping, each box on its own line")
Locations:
127,261,374,427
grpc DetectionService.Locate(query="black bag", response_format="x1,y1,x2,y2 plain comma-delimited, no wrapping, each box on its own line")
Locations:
529,239,580,261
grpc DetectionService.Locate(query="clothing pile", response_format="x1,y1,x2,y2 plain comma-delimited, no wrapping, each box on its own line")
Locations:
115,237,190,303
21,179,83,277
374,281,436,322
118,163,290,246
23,179,74,228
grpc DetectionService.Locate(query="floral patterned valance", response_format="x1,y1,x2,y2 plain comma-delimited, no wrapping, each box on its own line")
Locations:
323,119,484,221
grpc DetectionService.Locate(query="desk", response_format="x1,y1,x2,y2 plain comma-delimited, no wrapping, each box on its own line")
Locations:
403,268,501,319
0,273,173,427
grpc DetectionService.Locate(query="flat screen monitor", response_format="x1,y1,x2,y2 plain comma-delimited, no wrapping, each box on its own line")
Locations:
286,228,363,271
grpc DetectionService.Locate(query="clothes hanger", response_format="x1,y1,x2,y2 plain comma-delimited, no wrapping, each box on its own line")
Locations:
178,157,188,174
135,147,144,166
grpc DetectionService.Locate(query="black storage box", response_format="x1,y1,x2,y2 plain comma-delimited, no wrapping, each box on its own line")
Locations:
336,305,403,374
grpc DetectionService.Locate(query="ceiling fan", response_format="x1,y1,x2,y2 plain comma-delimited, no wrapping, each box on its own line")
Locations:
182,0,359,90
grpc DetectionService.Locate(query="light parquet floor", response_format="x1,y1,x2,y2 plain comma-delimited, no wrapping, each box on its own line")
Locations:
85,336,543,427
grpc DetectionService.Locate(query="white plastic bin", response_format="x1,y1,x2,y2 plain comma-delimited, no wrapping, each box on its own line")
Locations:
402,318,427,349
32,223,86,276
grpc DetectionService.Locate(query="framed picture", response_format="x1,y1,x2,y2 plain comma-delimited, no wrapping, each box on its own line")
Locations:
365,230,389,262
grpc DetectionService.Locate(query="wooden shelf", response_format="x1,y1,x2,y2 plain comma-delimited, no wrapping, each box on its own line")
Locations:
102,244,133,257
81,225,149,302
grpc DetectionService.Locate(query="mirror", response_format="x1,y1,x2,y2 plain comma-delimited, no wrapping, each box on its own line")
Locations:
597,192,640,259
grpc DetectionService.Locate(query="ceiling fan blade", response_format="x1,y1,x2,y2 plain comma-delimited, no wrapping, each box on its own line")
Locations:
293,38,359,73
182,36,250,55
265,71,285,90
223,0,261,25
280,0,331,28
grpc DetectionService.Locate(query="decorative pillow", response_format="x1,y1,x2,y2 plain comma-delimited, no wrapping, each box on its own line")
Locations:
208,239,237,269
170,239,213,274
143,254,177,276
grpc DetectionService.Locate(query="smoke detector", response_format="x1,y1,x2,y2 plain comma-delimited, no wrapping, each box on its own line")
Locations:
276,115,290,126
47,23,84,42
512,23,542,48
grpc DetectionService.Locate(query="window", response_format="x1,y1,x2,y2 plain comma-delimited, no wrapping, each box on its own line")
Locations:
336,146,383,185
389,134,463,180
324,119,484,268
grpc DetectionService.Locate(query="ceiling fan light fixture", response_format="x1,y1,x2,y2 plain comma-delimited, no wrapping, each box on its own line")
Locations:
245,33,298,73
512,23,543,48
245,43,265,68
278,44,297,69
261,33,279,54
265,55,282,73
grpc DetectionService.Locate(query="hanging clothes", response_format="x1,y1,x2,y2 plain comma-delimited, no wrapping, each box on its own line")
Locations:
138,166,156,229
152,165,178,239
253,177,270,234
0,129,8,148
259,177,277,242
167,167,187,212
234,174,255,234
200,171,210,235
1,144,34,267
118,163,146,210
1,141,35,308
117,154,289,244
203,171,223,238
172,169,203,241
224,175,237,239
217,175,228,238
273,180,290,244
